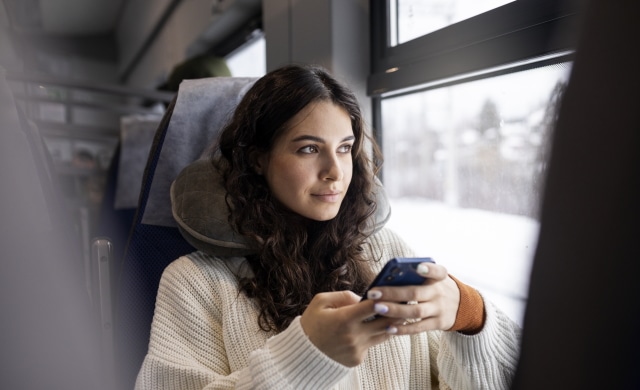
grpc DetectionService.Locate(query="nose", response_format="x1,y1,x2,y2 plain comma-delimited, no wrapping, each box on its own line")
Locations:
321,152,344,181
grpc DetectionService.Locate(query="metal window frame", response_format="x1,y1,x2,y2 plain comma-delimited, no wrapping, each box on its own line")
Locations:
368,0,582,177
369,0,581,98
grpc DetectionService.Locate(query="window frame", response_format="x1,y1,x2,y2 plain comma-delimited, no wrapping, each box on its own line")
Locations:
367,1,582,323
369,0,581,98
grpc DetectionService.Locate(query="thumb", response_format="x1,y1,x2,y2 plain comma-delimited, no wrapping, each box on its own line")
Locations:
419,262,449,282
314,290,362,309
309,291,377,322
332,291,379,321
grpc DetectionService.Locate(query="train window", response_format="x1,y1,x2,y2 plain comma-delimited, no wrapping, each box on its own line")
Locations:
382,62,571,323
370,0,580,323
390,0,515,46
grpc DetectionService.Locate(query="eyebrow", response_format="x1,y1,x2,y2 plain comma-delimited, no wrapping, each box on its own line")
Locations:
290,135,356,143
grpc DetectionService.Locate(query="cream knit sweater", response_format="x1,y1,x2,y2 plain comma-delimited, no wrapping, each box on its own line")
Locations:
135,228,521,389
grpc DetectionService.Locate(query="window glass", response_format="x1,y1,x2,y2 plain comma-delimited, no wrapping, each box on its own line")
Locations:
390,0,516,45
381,63,571,323
225,34,266,77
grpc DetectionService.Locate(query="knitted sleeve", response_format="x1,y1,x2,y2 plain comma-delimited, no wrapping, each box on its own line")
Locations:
134,255,350,390
370,228,521,390
434,297,522,390
448,275,485,334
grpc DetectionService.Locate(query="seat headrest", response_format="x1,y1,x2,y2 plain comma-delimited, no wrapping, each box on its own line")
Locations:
115,113,162,210
141,77,258,227
170,159,391,257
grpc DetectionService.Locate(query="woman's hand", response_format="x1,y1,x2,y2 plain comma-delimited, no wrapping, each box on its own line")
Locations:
299,262,461,367
366,261,461,335
299,291,401,367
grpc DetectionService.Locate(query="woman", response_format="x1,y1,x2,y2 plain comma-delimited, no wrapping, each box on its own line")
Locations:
136,64,521,389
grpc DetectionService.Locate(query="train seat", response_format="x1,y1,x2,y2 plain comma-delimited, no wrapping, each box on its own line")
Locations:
114,76,257,389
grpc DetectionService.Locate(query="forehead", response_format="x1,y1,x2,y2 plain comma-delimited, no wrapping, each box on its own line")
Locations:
281,101,353,139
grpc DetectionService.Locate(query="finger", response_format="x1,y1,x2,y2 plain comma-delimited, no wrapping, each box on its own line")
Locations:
354,299,391,322
368,331,394,346
361,316,405,337
390,316,451,335
380,300,439,320
312,291,403,325
369,284,432,304
313,290,361,309
415,262,448,282
314,291,385,323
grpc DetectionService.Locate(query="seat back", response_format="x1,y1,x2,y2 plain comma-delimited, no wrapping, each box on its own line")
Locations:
96,113,163,270
113,77,257,389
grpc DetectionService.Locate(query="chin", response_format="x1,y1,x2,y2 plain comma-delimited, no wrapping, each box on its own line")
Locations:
313,215,338,222
305,209,340,222
294,202,344,222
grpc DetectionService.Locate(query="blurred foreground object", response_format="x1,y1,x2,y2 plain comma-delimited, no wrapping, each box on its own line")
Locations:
1,68,106,389
512,0,640,388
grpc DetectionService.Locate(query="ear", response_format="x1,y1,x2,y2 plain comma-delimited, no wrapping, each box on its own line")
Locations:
248,148,267,175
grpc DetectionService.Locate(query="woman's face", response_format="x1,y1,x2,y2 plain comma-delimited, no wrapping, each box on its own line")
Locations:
257,101,354,221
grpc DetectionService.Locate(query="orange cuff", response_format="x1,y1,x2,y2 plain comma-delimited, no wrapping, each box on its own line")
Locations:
448,275,485,335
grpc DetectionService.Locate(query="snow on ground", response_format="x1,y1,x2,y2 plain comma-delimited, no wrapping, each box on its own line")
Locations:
385,198,539,325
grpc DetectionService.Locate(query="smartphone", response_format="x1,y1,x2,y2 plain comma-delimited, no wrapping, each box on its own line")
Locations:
363,257,435,298
361,257,434,321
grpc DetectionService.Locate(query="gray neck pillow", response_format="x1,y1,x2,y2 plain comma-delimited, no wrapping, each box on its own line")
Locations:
170,158,391,257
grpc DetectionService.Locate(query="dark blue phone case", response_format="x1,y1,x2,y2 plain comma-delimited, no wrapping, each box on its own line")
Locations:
362,257,435,300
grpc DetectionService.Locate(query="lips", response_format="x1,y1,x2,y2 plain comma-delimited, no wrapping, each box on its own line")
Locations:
312,191,342,202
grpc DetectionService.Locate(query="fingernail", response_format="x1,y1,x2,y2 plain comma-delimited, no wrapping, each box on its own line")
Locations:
367,290,382,300
386,326,398,334
374,303,389,315
417,263,430,276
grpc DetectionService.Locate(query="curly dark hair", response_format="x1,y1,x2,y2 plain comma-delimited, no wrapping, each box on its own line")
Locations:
215,64,383,332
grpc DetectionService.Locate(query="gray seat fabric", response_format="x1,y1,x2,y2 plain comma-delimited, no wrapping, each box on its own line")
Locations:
115,113,163,210
141,76,257,227
114,77,257,390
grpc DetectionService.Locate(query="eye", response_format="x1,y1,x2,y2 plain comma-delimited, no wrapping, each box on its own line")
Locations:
298,145,319,154
338,144,353,153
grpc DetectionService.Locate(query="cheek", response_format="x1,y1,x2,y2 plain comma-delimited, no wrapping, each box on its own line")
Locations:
344,161,354,184
266,159,309,192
